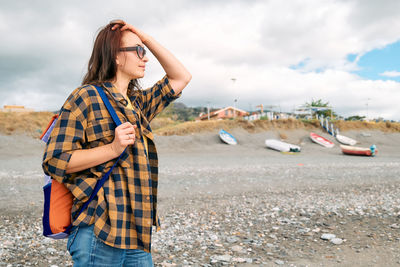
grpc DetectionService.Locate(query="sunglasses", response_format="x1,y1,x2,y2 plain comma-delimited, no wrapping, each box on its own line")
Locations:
119,45,146,59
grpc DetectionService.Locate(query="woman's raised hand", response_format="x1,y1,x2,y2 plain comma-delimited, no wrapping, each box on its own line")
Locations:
109,18,191,95
111,122,137,156
110,20,149,43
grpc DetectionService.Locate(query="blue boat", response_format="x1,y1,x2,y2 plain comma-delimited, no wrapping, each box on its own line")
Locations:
219,129,237,145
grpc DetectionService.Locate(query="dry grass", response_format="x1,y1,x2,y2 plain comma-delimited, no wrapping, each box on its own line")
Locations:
1,112,399,137
153,118,320,136
0,111,55,137
153,119,240,136
150,117,180,131
334,120,400,132
154,118,400,136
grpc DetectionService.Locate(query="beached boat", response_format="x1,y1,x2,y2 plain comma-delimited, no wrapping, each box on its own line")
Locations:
219,129,237,145
340,144,377,156
310,132,334,148
265,139,301,152
336,134,357,146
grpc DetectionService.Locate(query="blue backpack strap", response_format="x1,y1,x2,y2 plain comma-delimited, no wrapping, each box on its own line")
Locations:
95,85,122,125
67,85,126,230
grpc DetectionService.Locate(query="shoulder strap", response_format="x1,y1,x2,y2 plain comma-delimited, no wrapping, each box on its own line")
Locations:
95,85,122,125
68,85,125,227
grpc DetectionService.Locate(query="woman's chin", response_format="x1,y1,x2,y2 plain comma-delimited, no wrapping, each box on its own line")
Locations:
131,73,145,79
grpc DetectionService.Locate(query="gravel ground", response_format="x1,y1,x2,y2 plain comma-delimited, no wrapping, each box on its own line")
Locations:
0,130,399,266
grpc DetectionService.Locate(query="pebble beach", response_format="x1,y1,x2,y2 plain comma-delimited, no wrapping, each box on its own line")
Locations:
0,129,399,266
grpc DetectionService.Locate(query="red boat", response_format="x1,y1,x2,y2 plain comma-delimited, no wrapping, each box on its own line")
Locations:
310,132,334,148
340,145,377,156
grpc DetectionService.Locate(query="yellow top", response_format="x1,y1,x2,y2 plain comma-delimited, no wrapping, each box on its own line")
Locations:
126,97,148,155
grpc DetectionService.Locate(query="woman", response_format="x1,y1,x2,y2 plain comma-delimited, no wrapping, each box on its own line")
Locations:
42,20,191,266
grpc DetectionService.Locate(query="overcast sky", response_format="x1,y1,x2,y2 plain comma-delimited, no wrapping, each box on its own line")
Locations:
1,0,400,120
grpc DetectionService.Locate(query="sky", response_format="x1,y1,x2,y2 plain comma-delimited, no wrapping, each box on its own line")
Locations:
1,0,400,120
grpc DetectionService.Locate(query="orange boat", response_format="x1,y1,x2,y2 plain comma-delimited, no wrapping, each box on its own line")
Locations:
340,145,377,156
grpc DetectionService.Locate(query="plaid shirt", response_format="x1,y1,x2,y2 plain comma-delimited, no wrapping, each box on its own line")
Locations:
42,76,180,251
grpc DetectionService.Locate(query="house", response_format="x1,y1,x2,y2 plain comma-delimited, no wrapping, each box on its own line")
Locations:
0,105,34,112
244,111,272,121
243,111,296,121
196,106,249,121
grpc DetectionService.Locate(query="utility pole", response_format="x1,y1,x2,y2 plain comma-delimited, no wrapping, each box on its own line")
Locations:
234,99,238,118
207,101,210,121
231,78,237,118
256,104,264,114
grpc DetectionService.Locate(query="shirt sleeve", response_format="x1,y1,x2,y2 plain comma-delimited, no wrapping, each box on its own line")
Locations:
139,75,182,122
42,93,87,185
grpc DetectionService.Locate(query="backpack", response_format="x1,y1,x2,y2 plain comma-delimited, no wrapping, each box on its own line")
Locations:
40,85,124,239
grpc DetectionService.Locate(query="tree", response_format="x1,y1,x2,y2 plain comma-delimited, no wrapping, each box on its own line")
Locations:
305,99,337,119
158,102,206,121
345,115,366,121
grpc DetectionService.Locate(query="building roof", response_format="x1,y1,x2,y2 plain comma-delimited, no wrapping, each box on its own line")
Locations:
213,106,249,115
196,106,249,120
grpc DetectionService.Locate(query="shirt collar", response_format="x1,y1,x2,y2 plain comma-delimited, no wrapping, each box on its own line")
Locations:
101,82,128,106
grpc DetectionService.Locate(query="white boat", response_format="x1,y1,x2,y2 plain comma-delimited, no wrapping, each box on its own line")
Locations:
219,129,237,145
336,134,357,146
265,139,301,152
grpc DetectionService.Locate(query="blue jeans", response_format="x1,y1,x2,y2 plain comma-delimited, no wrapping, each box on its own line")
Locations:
67,224,153,267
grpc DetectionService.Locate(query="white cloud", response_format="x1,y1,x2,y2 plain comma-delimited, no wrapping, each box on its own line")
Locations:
1,0,400,120
380,71,400,77
176,55,400,120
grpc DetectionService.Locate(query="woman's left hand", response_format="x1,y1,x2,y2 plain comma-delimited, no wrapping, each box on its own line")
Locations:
110,20,149,43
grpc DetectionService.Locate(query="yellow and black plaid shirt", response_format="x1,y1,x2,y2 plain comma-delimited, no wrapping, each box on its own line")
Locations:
42,76,180,252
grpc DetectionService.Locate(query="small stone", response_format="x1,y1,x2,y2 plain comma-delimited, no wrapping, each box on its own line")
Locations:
321,234,336,240
275,259,284,265
297,228,310,235
161,262,177,267
47,248,57,253
209,234,218,241
226,236,240,243
390,224,400,229
211,254,231,262
2,240,13,247
231,245,245,253
232,257,246,263
269,234,278,239
330,238,343,245
246,258,253,263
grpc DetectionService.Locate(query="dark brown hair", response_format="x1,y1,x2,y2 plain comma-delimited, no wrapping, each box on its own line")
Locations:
82,21,139,91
